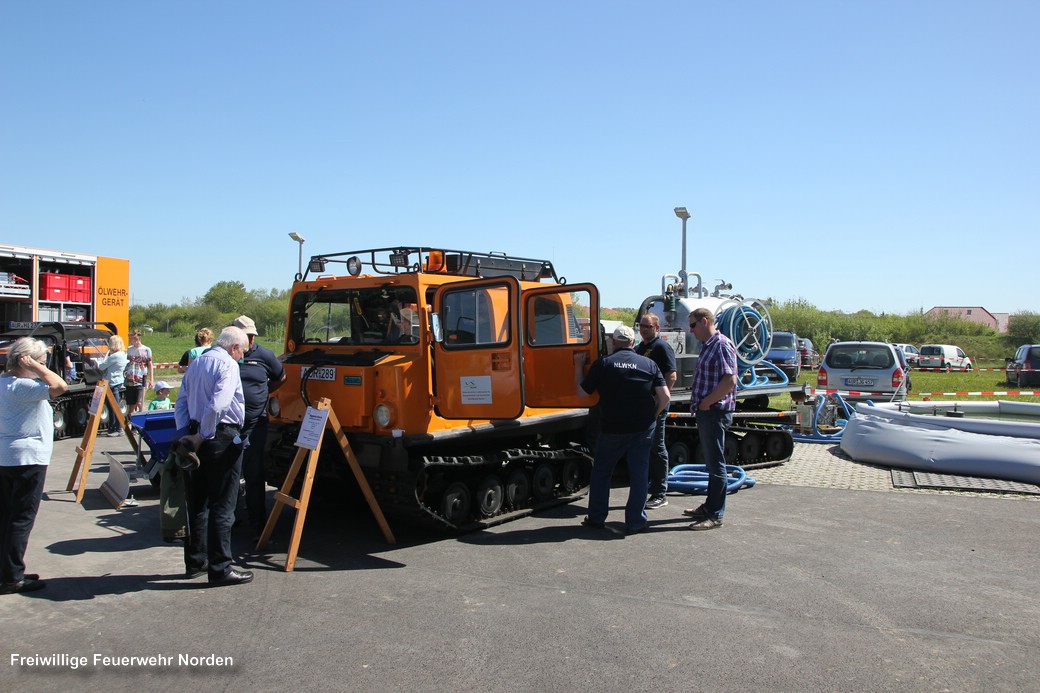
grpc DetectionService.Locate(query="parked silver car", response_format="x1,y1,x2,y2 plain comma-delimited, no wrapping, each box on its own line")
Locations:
817,341,908,402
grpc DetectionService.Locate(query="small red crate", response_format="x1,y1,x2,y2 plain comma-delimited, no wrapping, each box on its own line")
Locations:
42,274,70,291
71,288,91,303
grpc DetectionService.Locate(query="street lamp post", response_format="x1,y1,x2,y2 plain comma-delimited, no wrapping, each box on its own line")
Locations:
288,232,306,280
673,207,690,298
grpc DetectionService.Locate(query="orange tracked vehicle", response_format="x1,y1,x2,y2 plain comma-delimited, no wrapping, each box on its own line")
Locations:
263,247,601,530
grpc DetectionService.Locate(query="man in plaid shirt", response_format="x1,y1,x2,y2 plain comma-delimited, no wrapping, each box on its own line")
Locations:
684,307,737,530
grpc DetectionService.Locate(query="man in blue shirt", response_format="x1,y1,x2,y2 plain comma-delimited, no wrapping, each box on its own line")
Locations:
684,308,738,530
232,315,286,539
175,326,251,586
635,314,677,509
576,325,670,534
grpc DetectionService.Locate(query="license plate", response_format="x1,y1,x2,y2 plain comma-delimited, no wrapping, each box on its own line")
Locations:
844,377,876,387
306,366,336,381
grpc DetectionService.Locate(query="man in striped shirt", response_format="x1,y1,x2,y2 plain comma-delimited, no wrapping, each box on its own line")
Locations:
684,308,737,530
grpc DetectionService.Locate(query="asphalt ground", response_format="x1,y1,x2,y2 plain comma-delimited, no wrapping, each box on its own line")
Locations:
2,435,1038,692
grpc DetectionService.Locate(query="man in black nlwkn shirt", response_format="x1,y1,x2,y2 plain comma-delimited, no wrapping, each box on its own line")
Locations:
576,325,669,534
232,315,286,538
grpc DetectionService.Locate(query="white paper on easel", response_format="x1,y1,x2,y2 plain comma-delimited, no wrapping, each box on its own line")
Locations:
295,407,330,450
88,384,106,416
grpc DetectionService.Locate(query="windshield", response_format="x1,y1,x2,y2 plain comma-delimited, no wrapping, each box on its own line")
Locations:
290,286,420,346
771,333,797,350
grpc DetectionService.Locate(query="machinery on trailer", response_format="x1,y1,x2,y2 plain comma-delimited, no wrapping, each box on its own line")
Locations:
264,246,601,530
0,244,129,337
633,215,802,469
0,321,121,439
1,245,129,440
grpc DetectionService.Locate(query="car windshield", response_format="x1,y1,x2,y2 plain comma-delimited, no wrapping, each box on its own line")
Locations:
772,334,797,349
290,286,420,345
826,345,894,370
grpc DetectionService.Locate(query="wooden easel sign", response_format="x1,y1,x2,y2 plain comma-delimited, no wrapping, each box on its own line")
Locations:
257,398,395,572
66,379,139,504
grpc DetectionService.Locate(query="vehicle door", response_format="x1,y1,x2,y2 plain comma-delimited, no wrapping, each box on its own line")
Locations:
431,276,524,419
521,283,600,408
430,279,600,419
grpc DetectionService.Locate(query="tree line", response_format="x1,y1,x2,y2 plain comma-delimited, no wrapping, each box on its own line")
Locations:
132,282,1039,360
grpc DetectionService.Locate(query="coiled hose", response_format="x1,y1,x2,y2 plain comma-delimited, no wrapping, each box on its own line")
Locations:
666,464,757,495
715,301,772,368
715,300,774,388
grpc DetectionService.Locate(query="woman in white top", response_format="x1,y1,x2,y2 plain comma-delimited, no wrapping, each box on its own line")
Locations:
95,335,128,434
0,337,67,594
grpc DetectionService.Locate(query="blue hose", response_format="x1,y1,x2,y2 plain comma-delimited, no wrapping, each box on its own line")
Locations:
716,303,771,369
666,464,756,495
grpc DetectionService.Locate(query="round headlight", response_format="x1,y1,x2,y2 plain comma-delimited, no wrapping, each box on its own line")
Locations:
373,403,394,428
268,397,281,417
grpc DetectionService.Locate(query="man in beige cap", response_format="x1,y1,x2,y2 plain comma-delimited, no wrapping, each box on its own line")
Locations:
231,316,286,539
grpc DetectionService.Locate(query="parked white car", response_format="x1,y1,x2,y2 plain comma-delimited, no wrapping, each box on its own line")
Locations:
918,344,973,371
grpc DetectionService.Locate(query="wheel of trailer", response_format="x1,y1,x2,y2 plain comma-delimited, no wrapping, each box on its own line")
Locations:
765,431,793,461
74,402,89,427
504,468,530,509
739,432,763,462
474,475,504,518
723,434,738,465
667,440,691,468
440,482,472,525
559,458,583,494
531,462,556,502
52,403,67,439
99,405,110,426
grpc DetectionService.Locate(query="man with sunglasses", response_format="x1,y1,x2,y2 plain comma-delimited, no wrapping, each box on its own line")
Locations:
684,308,738,530
635,314,676,509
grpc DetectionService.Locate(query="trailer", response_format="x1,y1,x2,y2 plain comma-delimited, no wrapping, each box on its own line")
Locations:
0,244,129,337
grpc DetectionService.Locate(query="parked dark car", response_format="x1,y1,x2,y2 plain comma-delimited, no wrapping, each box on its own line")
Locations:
1006,344,1040,387
766,331,801,381
797,337,819,368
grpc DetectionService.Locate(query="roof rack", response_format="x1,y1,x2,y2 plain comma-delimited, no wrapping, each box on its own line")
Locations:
301,247,562,283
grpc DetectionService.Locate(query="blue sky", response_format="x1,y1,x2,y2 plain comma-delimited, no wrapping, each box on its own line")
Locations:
2,1,1036,316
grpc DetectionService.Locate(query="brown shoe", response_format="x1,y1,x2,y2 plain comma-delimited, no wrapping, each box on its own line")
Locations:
682,505,709,519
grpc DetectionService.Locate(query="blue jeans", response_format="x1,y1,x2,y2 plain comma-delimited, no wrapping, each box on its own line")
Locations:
697,407,733,520
647,410,669,497
587,425,655,530
237,416,269,534
184,427,244,577
106,385,124,433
